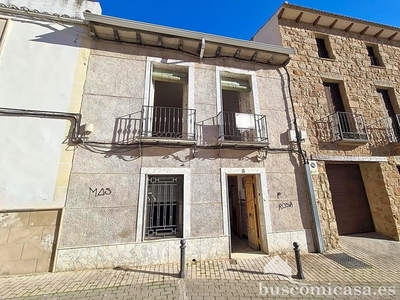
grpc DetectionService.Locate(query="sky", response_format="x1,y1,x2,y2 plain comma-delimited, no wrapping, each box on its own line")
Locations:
99,0,400,40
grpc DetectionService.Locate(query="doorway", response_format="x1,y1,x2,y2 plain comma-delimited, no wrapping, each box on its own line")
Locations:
228,174,262,253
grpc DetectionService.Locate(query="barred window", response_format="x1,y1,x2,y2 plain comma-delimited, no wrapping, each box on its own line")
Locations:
145,175,183,239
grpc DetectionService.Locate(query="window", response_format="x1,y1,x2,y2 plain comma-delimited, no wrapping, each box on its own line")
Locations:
377,89,400,142
316,37,330,59
221,77,253,141
367,45,382,66
145,175,183,239
216,68,267,144
142,59,196,141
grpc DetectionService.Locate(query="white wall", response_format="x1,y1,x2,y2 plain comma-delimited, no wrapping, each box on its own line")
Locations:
3,0,101,18
0,18,84,209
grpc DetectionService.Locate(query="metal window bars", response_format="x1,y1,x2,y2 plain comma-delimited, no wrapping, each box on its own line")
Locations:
217,111,268,143
140,106,196,140
328,111,369,142
145,175,183,239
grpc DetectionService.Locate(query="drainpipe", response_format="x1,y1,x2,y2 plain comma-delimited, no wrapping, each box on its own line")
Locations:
283,65,325,253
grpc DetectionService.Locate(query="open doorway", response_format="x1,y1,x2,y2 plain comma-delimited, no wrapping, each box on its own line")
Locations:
228,174,262,254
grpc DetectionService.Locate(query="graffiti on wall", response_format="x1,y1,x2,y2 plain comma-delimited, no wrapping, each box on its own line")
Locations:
278,201,293,210
89,187,112,197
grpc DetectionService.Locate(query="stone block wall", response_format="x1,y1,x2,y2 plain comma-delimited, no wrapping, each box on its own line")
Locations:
277,18,400,246
278,19,400,158
311,161,339,249
360,161,400,240
0,210,60,275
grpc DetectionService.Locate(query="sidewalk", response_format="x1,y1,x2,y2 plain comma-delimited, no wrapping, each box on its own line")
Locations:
1,250,399,299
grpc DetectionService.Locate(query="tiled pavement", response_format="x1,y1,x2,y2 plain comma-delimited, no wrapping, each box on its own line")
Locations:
1,233,399,299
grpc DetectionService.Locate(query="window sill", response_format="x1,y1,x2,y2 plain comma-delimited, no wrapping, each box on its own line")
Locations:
318,57,336,62
370,65,386,69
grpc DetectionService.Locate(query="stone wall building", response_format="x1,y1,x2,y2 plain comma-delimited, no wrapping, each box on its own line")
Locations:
253,3,400,250
53,12,315,272
0,0,101,275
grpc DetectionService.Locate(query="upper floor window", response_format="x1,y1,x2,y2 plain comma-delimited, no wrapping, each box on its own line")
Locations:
366,45,382,67
316,37,331,59
216,68,267,145
142,59,196,142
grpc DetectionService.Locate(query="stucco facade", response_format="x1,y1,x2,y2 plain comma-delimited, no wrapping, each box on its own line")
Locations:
253,3,400,249
53,15,314,272
0,2,96,275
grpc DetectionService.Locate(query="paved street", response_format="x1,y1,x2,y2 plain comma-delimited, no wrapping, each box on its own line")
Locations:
1,233,399,299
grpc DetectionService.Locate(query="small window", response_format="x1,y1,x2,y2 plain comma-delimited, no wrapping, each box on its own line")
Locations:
316,37,330,59
367,46,381,66
145,175,183,239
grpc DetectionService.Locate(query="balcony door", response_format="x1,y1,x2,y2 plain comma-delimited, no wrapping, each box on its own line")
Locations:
220,78,254,141
149,69,188,139
324,82,350,138
377,89,400,142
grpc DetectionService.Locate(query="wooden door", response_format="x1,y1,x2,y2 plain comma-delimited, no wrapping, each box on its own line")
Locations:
325,164,375,235
243,175,260,250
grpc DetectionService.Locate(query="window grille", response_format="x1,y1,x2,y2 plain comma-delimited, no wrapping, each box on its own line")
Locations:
145,175,183,239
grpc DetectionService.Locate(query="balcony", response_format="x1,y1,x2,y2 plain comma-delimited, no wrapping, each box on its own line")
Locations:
217,111,268,147
139,106,196,144
328,112,369,146
369,115,400,147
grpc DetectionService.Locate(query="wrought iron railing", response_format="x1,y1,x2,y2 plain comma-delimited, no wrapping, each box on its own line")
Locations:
140,106,196,140
217,111,268,143
328,111,368,142
369,115,400,144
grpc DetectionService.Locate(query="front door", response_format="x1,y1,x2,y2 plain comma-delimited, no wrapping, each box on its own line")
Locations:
243,175,260,250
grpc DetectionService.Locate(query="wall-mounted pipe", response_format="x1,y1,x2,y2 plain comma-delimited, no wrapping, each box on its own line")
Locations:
0,107,82,143
283,65,325,253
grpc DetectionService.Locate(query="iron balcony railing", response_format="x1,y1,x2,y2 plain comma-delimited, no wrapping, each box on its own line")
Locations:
328,111,368,142
217,111,268,143
372,115,400,144
140,106,196,140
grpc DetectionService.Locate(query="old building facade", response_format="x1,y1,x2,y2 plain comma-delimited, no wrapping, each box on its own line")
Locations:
52,13,316,271
0,0,101,275
253,3,400,249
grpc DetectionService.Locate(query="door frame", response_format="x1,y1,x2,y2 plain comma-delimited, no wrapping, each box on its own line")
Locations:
221,168,272,257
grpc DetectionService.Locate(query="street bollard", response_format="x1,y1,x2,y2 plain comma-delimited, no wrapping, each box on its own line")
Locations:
179,239,186,278
293,242,305,279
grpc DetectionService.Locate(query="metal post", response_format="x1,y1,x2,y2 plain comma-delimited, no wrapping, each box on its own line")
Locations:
293,242,305,279
179,239,186,278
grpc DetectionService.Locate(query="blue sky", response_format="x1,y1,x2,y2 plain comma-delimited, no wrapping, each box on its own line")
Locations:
99,0,400,40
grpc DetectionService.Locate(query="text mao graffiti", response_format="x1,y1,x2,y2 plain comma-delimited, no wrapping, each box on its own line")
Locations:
89,187,112,197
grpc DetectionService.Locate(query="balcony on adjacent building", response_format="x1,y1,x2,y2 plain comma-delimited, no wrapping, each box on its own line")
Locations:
318,112,369,146
217,111,268,147
369,115,400,147
139,106,196,144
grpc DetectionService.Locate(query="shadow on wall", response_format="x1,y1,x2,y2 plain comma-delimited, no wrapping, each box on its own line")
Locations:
19,19,86,48
112,112,141,144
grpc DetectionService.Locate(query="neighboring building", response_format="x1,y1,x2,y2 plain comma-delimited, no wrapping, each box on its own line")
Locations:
53,12,316,272
253,3,400,249
0,0,101,275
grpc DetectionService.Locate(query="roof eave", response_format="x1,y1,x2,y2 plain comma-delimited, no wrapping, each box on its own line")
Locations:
83,12,295,57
